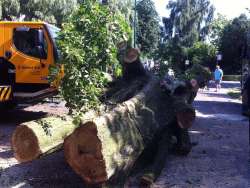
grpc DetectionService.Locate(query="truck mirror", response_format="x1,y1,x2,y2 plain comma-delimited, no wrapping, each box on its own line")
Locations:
36,45,47,59
37,29,44,46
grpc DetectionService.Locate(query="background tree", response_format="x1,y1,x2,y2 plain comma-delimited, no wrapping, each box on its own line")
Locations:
0,0,20,20
159,0,215,73
135,0,161,57
163,0,214,47
0,0,78,26
187,41,216,70
219,14,250,74
208,13,230,47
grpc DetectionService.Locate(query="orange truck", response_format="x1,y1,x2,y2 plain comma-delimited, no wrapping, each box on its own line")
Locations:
0,21,64,107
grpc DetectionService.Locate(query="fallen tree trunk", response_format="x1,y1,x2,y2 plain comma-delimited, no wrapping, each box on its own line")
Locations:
11,110,98,163
12,116,75,162
63,76,192,185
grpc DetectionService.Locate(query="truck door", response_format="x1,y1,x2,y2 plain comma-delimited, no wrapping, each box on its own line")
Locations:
4,23,53,91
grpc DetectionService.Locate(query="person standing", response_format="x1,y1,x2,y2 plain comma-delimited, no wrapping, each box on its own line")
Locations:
214,65,223,92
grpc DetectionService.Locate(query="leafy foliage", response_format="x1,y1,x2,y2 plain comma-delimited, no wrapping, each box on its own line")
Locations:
188,42,216,70
163,0,214,47
0,0,78,26
185,64,212,86
208,13,230,47
159,0,215,73
219,14,250,74
136,0,161,57
0,0,20,19
57,0,131,113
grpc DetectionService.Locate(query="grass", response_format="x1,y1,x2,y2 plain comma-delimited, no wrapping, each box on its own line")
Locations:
223,75,241,81
227,89,241,100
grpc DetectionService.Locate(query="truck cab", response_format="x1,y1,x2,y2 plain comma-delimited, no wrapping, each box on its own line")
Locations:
0,21,63,106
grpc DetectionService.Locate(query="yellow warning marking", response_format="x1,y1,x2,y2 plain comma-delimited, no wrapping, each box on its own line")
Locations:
0,87,8,101
5,87,12,101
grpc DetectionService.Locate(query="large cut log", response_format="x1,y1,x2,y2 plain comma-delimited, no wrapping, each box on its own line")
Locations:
63,76,187,185
12,116,75,162
11,110,98,163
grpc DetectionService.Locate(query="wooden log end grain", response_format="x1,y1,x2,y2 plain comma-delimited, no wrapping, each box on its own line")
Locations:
64,122,107,185
176,103,196,129
123,48,140,63
122,48,146,81
12,116,77,163
12,124,41,162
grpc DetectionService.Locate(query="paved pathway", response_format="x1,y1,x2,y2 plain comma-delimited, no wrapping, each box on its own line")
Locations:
152,81,249,188
0,81,249,187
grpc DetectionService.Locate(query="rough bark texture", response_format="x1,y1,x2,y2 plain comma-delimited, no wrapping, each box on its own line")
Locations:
122,48,146,81
12,116,76,162
11,110,98,163
63,76,179,185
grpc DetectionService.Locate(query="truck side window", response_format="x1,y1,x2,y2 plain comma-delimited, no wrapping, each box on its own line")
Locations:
13,28,48,59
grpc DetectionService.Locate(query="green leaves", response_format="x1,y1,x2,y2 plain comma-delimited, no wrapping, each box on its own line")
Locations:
136,0,161,57
163,0,214,47
57,0,131,114
0,0,78,26
219,14,250,74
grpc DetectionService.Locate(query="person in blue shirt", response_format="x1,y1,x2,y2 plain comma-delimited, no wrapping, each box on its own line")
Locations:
214,65,223,92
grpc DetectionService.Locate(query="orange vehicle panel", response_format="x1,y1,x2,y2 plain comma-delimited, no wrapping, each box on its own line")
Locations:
0,24,4,57
2,22,54,84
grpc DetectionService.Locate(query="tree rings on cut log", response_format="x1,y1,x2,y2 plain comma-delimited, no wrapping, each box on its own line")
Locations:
174,101,195,129
12,125,41,162
124,48,140,63
12,116,77,163
64,98,146,185
122,48,146,81
64,122,107,185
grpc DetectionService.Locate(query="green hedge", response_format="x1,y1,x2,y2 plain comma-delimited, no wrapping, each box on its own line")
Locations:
223,75,241,81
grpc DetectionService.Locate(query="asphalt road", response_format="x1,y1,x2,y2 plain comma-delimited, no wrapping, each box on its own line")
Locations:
147,81,249,188
0,81,249,188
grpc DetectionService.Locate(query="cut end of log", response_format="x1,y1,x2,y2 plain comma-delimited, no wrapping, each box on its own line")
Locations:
124,48,140,63
176,107,195,129
64,122,107,185
174,101,196,129
12,125,41,162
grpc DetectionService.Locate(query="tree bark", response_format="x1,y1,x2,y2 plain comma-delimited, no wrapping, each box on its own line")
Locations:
63,76,192,185
122,48,146,81
11,110,98,163
11,116,75,162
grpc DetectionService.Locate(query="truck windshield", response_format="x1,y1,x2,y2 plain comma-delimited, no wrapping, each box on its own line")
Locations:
45,23,61,61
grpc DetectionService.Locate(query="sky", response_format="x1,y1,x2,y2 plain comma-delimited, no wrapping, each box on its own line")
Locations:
153,0,250,19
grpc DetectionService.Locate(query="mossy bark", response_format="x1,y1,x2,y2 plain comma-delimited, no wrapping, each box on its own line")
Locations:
63,74,197,185
12,116,76,162
11,110,98,163
63,76,177,185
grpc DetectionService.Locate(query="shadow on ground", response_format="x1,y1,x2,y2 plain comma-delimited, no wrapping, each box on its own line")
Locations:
0,151,85,188
194,100,242,115
0,110,47,125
